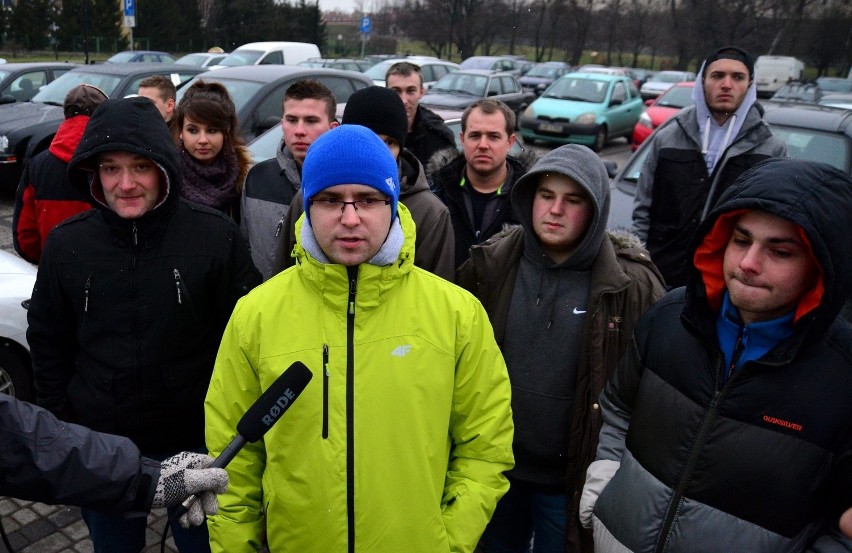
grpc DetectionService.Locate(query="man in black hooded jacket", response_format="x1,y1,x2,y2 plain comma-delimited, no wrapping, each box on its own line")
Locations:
27,97,261,553
580,158,852,552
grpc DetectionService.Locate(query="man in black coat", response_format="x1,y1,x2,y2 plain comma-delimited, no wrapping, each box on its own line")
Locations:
27,97,261,553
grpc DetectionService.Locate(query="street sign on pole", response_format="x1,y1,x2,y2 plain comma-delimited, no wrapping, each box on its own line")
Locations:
360,16,371,34
124,0,136,28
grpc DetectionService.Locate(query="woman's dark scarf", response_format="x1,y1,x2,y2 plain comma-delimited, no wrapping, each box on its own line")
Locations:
179,146,240,213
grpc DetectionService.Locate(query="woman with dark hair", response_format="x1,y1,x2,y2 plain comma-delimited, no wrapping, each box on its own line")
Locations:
172,80,251,221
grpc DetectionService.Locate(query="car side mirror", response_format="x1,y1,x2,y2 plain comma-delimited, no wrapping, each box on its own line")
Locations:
257,115,282,135
603,160,618,178
0,94,17,105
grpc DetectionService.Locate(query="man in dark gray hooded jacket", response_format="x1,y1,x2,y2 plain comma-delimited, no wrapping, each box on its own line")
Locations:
632,46,786,289
457,144,665,552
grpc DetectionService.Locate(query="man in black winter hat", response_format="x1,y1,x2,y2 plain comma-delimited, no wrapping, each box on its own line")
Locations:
631,45,786,289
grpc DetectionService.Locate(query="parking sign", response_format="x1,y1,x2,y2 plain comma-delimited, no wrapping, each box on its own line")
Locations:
360,16,371,34
124,0,135,27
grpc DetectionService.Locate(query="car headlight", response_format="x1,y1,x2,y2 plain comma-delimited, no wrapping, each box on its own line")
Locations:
523,105,536,118
638,112,653,128
575,112,597,125
0,135,9,153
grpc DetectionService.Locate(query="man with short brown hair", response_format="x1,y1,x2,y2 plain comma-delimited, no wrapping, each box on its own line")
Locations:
240,79,338,279
137,75,176,121
430,98,531,268
386,61,457,169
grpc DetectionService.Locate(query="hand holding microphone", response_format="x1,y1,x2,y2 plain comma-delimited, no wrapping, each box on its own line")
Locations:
171,361,313,527
153,452,228,527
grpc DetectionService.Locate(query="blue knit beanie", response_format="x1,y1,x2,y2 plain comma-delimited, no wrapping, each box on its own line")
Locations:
302,125,400,221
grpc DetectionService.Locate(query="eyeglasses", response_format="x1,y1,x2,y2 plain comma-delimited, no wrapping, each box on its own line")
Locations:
98,161,156,178
308,196,391,214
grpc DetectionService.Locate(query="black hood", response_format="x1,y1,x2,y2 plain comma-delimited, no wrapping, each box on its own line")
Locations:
68,97,180,214
690,157,852,335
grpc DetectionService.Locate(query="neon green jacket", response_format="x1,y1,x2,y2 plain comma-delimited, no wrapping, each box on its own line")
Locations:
205,205,514,552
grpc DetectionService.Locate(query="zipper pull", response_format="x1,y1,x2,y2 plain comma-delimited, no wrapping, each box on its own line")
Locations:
84,274,92,313
173,268,182,304
275,216,284,237
348,277,357,315
132,222,138,246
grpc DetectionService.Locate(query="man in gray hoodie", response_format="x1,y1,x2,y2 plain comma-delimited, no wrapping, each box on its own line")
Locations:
457,144,665,552
632,46,786,289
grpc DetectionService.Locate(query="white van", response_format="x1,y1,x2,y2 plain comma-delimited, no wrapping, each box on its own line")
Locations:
212,42,321,69
754,55,805,98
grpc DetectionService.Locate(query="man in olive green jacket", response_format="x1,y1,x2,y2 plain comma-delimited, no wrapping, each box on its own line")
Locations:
458,144,665,553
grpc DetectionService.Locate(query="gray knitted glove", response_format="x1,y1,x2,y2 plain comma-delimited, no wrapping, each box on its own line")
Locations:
152,452,229,527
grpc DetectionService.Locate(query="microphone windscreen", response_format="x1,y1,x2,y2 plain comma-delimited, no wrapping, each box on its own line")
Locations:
236,361,313,442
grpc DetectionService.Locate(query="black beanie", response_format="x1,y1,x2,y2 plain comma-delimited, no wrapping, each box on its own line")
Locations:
342,86,408,149
702,46,754,80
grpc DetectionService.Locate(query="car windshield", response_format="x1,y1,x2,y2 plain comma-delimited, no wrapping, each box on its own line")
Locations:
655,72,686,83
527,66,559,78
817,79,852,93
363,61,398,80
108,52,137,63
176,76,264,113
32,71,123,104
430,73,488,96
460,58,495,70
543,77,607,103
175,54,208,66
219,50,263,67
770,126,849,172
655,86,694,108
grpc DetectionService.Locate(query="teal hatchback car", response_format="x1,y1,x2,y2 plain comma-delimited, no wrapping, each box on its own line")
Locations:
519,72,643,151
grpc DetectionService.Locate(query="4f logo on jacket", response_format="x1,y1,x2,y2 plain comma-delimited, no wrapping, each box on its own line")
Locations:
391,345,413,358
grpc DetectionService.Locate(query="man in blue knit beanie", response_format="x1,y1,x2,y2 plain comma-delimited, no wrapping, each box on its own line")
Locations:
205,124,515,552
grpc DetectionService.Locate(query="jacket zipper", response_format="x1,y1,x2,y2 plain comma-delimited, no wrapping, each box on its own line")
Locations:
173,269,183,305
654,355,727,553
83,273,93,313
346,266,358,553
275,216,285,237
322,343,329,439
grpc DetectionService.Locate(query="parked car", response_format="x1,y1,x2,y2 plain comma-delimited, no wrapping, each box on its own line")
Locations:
816,77,852,94
0,62,77,104
0,249,37,401
363,56,460,88
247,112,525,164
175,52,229,68
106,50,177,63
607,103,852,230
419,70,535,122
632,81,695,149
212,42,321,69
459,56,523,76
767,81,822,104
518,62,571,96
298,58,373,72
639,70,695,100
0,63,205,191
177,65,372,142
519,72,643,151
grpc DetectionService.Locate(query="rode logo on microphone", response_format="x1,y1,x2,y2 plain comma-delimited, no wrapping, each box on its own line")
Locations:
262,388,297,427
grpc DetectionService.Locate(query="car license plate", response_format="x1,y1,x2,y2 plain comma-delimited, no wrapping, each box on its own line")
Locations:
539,122,563,133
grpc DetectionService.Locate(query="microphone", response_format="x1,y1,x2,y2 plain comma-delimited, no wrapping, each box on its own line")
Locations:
174,361,313,516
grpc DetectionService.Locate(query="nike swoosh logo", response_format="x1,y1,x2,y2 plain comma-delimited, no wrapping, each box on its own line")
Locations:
573,308,587,315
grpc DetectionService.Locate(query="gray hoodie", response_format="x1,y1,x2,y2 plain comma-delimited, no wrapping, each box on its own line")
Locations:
691,59,759,175
501,144,610,487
